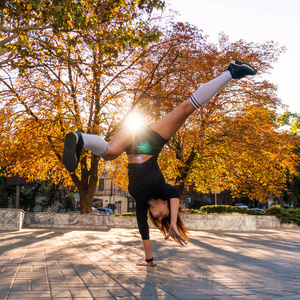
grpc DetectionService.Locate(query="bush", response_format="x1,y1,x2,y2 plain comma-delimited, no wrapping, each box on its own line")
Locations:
265,207,300,226
114,211,136,217
200,205,247,214
245,210,264,215
185,209,201,214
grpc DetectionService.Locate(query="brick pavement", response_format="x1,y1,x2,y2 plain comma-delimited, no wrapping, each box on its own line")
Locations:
0,228,299,300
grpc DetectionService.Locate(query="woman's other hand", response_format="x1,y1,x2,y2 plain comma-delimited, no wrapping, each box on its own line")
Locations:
165,223,188,246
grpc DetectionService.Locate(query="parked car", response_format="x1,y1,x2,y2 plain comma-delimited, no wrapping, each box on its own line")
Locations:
92,207,99,214
236,205,249,210
249,208,265,213
75,207,100,214
97,208,115,215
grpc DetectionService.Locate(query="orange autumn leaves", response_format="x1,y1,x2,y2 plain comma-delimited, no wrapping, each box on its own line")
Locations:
0,19,298,211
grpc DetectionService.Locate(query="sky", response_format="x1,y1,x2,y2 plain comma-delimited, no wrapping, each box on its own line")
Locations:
166,0,300,114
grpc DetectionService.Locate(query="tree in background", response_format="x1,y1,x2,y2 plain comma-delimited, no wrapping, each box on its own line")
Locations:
0,0,165,67
119,23,299,202
0,0,167,213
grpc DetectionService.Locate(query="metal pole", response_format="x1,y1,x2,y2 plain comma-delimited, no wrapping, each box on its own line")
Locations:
15,185,20,209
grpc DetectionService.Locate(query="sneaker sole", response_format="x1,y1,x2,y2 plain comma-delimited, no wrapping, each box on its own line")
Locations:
63,132,78,172
231,59,257,74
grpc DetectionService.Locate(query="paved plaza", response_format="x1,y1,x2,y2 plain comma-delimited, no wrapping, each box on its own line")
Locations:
0,228,299,300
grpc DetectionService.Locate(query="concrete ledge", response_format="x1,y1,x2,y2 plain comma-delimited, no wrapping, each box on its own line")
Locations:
7,212,297,231
23,212,259,231
23,212,139,230
0,209,25,231
255,215,299,228
256,215,281,228
182,214,257,230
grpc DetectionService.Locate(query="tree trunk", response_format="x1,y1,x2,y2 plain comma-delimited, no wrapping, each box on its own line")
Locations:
78,154,99,213
175,149,196,196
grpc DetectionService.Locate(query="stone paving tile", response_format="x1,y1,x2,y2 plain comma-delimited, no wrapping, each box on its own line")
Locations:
0,228,300,300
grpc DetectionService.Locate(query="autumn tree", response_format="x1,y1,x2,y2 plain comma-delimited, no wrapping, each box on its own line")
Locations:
0,0,165,67
125,22,299,201
0,0,167,213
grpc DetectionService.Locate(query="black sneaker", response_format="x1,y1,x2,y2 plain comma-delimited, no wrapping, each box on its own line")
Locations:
63,131,84,172
227,59,257,79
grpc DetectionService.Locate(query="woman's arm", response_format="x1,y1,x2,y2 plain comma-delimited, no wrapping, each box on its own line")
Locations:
170,197,180,225
136,239,156,266
165,198,188,246
143,239,153,260
135,202,156,266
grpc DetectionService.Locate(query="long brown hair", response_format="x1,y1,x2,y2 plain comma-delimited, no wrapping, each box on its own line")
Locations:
148,208,190,244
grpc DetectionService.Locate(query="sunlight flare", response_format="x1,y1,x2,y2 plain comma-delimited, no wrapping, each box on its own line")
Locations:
124,112,146,132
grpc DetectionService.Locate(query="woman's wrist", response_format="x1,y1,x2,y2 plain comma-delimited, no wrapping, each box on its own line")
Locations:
146,257,153,263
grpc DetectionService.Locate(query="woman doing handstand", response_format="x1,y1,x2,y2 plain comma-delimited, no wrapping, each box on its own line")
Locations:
63,59,257,266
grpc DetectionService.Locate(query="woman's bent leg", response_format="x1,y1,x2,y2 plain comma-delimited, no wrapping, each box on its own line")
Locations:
103,128,135,160
63,128,134,171
83,128,135,161
82,134,109,157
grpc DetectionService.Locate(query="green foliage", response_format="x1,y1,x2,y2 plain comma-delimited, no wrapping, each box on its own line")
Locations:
283,137,300,208
185,209,201,214
114,211,136,217
245,209,264,215
200,205,248,214
265,207,300,226
1,0,166,66
279,111,300,133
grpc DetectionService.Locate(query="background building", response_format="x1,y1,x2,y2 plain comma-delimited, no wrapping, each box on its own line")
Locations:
93,170,133,214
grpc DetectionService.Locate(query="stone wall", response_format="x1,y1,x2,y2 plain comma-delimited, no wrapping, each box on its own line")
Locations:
0,209,25,231
1,210,298,231
23,212,138,230
181,214,257,230
256,215,280,228
255,215,299,228
23,212,258,231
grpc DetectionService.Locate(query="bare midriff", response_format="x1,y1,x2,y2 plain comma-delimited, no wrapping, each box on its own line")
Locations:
127,154,153,164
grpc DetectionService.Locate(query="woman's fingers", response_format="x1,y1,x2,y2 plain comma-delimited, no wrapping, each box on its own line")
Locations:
165,233,171,240
179,236,188,245
165,231,188,246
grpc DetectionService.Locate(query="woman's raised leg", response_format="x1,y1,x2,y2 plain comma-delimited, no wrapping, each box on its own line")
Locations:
150,70,232,140
149,100,196,140
150,59,257,140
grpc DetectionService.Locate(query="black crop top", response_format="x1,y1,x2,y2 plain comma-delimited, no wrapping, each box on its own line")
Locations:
125,127,167,156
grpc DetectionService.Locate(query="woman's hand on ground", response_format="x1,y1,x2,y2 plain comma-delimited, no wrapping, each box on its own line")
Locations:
165,223,188,246
136,261,156,267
